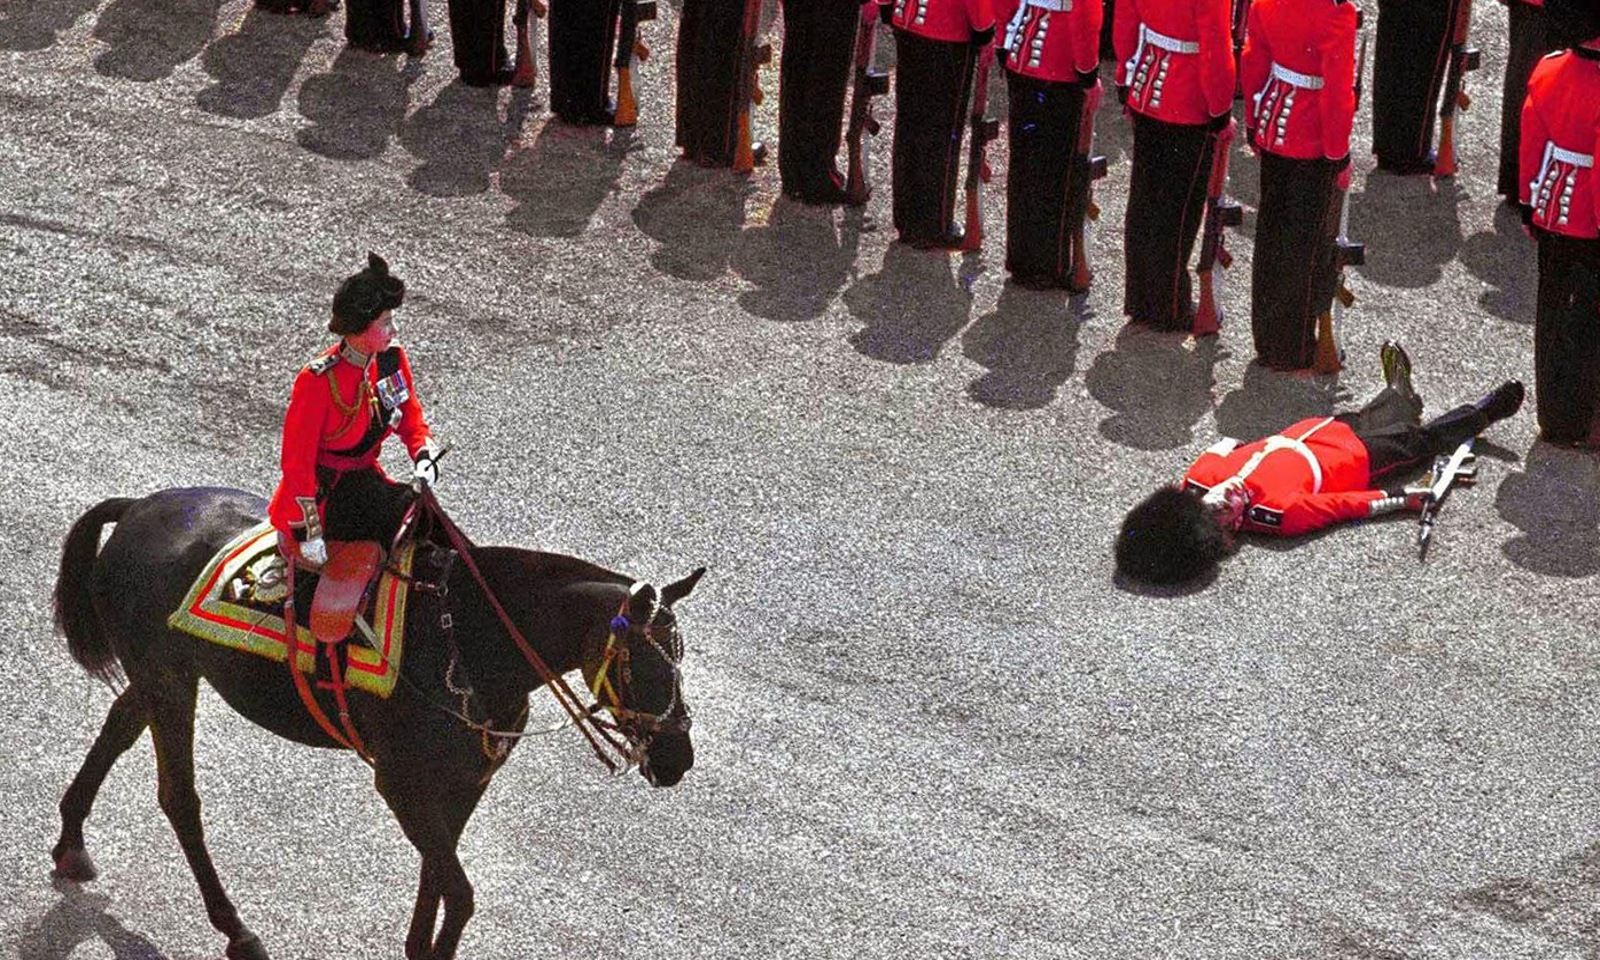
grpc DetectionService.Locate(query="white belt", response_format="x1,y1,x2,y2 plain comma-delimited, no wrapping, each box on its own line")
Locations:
1552,145,1595,168
1531,141,1596,201
1138,23,1199,54
1004,0,1071,52
1220,417,1333,494
1023,0,1071,9
1270,62,1324,90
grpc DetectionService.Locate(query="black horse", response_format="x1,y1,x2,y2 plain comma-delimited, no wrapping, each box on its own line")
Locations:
50,487,703,960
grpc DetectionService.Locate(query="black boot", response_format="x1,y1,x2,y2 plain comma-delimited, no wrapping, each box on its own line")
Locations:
1475,381,1526,424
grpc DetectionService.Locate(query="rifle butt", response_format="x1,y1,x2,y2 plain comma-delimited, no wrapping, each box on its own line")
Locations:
845,156,870,206
961,188,982,251
512,19,537,88
1193,275,1221,336
615,68,638,127
733,110,755,173
1434,113,1458,177
1071,227,1092,292
1312,311,1342,374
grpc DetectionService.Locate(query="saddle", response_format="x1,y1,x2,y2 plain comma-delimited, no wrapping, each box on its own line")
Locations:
306,541,386,647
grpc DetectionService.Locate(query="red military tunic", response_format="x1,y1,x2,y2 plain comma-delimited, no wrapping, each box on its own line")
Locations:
889,0,997,42
1240,0,1359,160
1181,417,1389,536
1112,0,1235,124
997,0,1102,81
267,344,433,537
1519,49,1600,239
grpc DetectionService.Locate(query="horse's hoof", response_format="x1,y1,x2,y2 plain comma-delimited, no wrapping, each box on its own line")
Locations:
226,932,271,960
51,847,99,882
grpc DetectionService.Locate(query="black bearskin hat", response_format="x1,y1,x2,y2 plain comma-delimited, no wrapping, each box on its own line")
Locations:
330,252,405,335
1548,0,1600,44
1114,486,1230,585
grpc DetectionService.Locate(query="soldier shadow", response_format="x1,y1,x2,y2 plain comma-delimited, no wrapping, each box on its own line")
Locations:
0,0,104,52
92,0,223,82
841,243,974,365
633,160,754,282
297,48,424,162
15,880,168,960
1496,440,1600,578
1214,361,1349,443
961,282,1085,409
501,121,632,239
399,85,535,196
1459,200,1538,325
1084,325,1222,451
196,7,328,119
1347,170,1466,289
730,197,861,324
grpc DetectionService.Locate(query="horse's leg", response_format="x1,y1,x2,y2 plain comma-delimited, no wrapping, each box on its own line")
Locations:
148,693,270,960
402,783,487,960
381,777,481,960
52,688,149,881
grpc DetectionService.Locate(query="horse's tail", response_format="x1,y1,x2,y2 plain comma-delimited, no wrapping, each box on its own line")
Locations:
54,497,136,685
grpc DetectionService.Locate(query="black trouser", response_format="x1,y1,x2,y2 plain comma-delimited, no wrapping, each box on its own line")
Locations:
891,29,977,245
447,0,509,83
1497,2,1557,198
1251,151,1341,369
777,0,858,199
1340,386,1488,483
549,0,621,123
1006,71,1089,289
675,0,753,166
1100,0,1115,61
1372,0,1458,172
1123,112,1213,329
1534,231,1600,444
315,465,415,546
345,0,406,49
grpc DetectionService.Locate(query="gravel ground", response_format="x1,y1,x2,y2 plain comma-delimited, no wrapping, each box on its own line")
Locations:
3,2,1599,959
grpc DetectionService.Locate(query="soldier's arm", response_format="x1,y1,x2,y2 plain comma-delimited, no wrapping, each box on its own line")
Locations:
1517,65,1550,213
1268,489,1390,536
269,367,328,536
1075,0,1104,77
1112,0,1139,85
390,346,434,458
1238,2,1268,135
967,0,998,43
1318,1,1358,161
1196,0,1235,119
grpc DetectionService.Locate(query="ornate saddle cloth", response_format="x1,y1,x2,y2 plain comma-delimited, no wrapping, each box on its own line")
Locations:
166,521,413,698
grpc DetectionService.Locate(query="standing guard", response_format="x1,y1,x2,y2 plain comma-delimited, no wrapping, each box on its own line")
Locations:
777,0,871,203
1499,0,1560,201
1519,0,1600,446
1114,0,1236,329
887,0,999,249
1370,0,1466,174
676,0,768,168
997,0,1105,289
1240,0,1359,370
345,0,406,51
447,0,513,85
548,0,621,124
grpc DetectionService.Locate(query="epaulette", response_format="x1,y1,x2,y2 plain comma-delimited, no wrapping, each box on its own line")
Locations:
307,353,339,376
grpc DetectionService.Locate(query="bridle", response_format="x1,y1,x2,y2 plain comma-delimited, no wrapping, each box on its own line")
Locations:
588,593,692,759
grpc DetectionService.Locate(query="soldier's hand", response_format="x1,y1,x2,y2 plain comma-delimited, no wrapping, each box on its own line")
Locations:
301,536,329,567
1084,79,1103,118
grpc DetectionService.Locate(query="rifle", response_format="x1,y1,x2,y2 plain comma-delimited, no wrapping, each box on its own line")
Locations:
1312,25,1368,374
511,0,549,89
1230,0,1249,99
844,3,891,206
1416,438,1478,559
1193,122,1242,335
960,39,1000,252
1433,0,1480,178
407,0,432,55
613,0,657,127
1070,90,1110,291
732,0,772,174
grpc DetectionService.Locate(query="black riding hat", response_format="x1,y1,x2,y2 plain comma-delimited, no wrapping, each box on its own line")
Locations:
330,252,405,335
1548,0,1600,44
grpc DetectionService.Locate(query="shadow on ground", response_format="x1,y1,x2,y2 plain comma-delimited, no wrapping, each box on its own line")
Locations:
732,198,866,324
961,281,1085,409
501,121,633,239
842,242,974,364
93,0,222,82
15,880,167,960
1496,441,1600,577
198,7,329,119
1085,324,1222,450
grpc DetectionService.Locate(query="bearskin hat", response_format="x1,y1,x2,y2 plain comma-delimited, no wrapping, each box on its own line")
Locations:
1548,0,1600,44
330,252,405,335
1113,486,1231,585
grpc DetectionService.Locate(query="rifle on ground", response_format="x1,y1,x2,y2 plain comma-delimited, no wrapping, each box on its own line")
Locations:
613,0,657,127
844,3,891,206
1070,89,1110,291
961,39,1000,252
1416,438,1478,559
732,0,772,173
407,0,432,55
1312,24,1368,374
1433,0,1480,178
1193,121,1242,335
511,0,549,89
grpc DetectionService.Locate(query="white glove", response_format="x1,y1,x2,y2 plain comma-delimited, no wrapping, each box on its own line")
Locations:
301,536,329,568
412,453,439,488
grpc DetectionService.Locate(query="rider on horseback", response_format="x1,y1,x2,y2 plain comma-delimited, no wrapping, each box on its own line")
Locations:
267,252,443,643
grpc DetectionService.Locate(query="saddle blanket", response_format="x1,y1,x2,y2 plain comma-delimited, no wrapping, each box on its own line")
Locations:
166,521,413,698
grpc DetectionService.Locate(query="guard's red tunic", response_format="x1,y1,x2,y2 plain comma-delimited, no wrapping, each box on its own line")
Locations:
1181,417,1388,536
889,0,997,42
1113,0,1236,124
1519,49,1600,239
1240,0,1359,160
267,344,433,537
996,0,1102,82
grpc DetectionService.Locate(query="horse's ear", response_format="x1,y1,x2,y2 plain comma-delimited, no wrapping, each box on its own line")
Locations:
626,581,658,622
660,567,706,607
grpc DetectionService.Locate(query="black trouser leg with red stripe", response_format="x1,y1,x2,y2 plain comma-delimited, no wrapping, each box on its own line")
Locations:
890,29,976,246
1497,3,1557,199
1341,387,1488,482
1251,152,1341,370
1122,112,1212,330
675,0,752,166
1534,232,1600,445
447,0,510,85
1005,71,1087,289
345,0,406,50
1372,0,1455,174
549,0,621,124
777,0,857,202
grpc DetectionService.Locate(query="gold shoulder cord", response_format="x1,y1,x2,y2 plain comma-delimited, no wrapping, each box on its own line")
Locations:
323,368,375,442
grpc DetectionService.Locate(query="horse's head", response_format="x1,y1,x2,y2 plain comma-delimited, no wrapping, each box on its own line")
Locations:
585,567,705,787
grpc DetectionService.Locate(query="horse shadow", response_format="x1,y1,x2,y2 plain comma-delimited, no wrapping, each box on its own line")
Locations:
841,243,974,365
1214,361,1348,443
1347,170,1466,290
1496,440,1600,578
92,0,223,82
398,85,535,196
633,160,754,282
1459,200,1538,325
961,281,1085,409
0,0,104,52
296,48,424,161
500,120,632,239
730,197,863,324
15,880,167,960
196,7,328,120
1084,324,1223,450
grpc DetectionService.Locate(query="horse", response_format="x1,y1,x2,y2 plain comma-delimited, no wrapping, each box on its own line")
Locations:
49,486,704,960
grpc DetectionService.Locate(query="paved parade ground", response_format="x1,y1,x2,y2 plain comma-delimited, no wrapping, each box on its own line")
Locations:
3,1,1600,957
